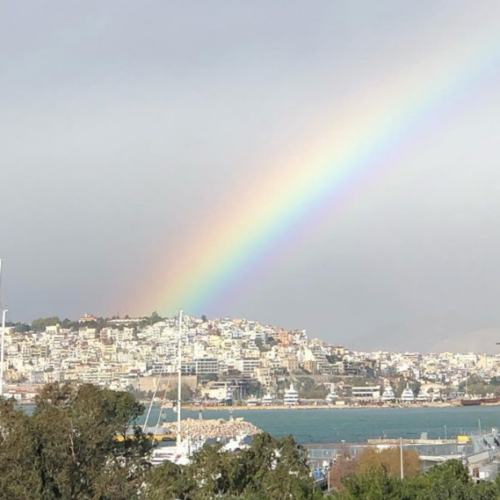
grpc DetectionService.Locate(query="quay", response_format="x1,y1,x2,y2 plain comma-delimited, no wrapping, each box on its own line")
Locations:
306,430,500,482
178,401,498,411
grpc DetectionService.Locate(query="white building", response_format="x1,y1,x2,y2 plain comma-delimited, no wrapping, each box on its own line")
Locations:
352,386,380,401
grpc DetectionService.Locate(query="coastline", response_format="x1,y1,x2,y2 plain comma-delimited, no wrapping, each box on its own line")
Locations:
175,401,500,411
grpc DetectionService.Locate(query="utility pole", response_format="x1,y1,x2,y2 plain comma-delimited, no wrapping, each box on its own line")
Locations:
400,437,404,480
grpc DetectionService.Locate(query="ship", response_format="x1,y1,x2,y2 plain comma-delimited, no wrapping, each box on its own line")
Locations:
261,394,275,406
480,396,500,404
325,384,339,405
401,383,415,404
284,384,299,406
381,382,396,403
461,398,482,406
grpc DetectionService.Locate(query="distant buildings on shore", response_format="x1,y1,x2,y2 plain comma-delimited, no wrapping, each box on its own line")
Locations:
2,313,498,404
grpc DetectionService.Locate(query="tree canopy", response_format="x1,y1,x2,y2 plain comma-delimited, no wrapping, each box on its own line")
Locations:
330,460,500,500
2,384,500,500
0,383,151,500
145,432,322,500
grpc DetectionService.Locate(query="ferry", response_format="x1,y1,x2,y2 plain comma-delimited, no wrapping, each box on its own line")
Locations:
325,384,339,405
262,394,275,406
401,384,415,404
381,383,396,403
284,384,299,406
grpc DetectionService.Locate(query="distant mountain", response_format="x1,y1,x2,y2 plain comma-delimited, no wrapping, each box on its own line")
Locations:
429,326,500,354
349,322,500,354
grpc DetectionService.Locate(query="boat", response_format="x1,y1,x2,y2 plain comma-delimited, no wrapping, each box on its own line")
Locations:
381,383,396,403
401,384,415,404
217,385,233,406
480,396,500,404
150,311,257,465
284,384,299,406
151,310,199,465
261,394,275,406
325,384,339,405
461,398,482,406
246,397,260,407
416,391,430,403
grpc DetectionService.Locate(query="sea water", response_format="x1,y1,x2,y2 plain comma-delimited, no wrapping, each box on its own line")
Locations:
139,406,500,444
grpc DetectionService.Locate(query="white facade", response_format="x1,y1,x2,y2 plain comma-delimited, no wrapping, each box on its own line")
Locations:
352,386,380,401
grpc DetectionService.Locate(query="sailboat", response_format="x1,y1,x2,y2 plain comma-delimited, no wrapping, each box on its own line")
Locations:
150,311,261,465
151,310,197,465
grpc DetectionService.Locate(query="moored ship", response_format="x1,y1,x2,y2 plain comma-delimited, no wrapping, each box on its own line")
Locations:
461,398,482,406
284,384,299,406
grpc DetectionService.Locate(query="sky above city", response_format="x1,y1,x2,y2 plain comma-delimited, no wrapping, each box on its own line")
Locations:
2,1,500,352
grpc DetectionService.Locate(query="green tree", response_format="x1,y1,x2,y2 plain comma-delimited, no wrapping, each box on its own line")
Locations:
145,460,195,500
332,469,406,500
12,322,31,333
32,317,60,331
32,383,151,500
186,443,241,499
0,399,41,500
262,435,317,500
149,312,163,325
419,460,473,500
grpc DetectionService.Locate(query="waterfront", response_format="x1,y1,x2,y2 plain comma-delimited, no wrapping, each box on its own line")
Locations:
139,405,500,444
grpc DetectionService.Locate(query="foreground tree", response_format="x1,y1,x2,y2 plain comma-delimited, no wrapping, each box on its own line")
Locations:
330,460,500,500
0,399,41,499
145,433,321,500
0,383,152,500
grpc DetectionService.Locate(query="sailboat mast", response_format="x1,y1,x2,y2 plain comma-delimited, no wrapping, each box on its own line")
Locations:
177,309,183,446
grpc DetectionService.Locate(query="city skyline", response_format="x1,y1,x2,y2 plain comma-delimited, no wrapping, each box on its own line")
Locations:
2,1,500,351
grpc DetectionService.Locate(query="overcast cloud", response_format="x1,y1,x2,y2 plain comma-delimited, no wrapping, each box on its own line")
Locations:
2,1,500,351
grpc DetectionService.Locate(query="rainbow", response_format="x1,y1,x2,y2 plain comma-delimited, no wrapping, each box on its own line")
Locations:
134,31,500,317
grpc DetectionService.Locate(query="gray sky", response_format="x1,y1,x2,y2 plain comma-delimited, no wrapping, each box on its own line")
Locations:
2,1,500,351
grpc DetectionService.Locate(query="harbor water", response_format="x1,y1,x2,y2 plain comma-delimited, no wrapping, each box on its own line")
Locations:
139,405,500,444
